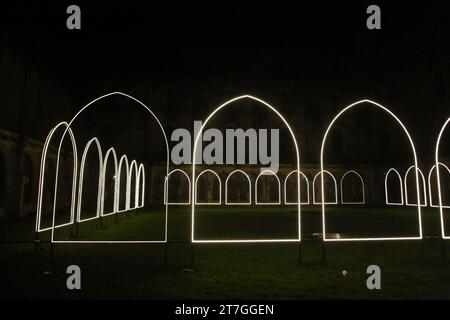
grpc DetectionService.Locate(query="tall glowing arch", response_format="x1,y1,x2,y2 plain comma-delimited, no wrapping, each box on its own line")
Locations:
225,169,251,205
36,122,78,233
320,99,422,242
195,169,222,205
137,163,145,208
385,168,404,205
404,166,427,207
51,92,169,244
340,170,365,204
284,170,309,205
428,163,450,208
101,147,118,217
127,160,139,210
164,169,191,205
313,170,338,205
436,117,450,239
191,95,301,243
116,154,130,213
255,169,281,205
76,138,103,223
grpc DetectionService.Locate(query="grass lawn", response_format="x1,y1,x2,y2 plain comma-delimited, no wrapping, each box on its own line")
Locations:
0,206,449,299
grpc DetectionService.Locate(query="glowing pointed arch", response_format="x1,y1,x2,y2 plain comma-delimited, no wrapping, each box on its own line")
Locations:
436,117,450,239
385,168,404,206
254,169,281,205
127,160,139,210
284,170,310,205
404,166,427,207
225,169,252,205
164,169,191,205
137,163,145,208
195,169,222,205
51,92,169,244
320,99,422,241
313,170,338,205
116,154,130,213
100,147,118,217
428,163,450,208
36,122,78,232
76,138,103,223
191,95,301,243
340,170,365,204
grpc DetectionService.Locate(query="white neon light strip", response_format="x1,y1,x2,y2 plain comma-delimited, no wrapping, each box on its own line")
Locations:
404,166,427,207
100,147,118,217
194,169,222,205
340,170,365,204
76,138,103,223
313,170,338,205
137,163,145,208
225,169,252,205
36,122,78,233
385,168,404,206
435,117,450,239
284,170,309,205
164,169,191,205
116,154,130,213
127,160,138,210
254,169,281,205
51,92,169,244
320,99,423,242
427,163,450,208
191,95,301,243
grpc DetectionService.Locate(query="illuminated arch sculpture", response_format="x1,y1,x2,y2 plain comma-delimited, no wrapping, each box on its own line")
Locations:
51,92,169,244
435,117,450,239
191,95,301,243
137,163,145,208
225,169,251,205
195,169,222,205
76,138,103,223
164,169,191,205
127,160,139,210
385,168,404,205
255,169,281,205
36,122,78,233
428,163,450,208
313,170,338,205
101,147,118,217
116,154,130,213
284,170,309,205
321,99,423,241
340,170,365,204
404,166,427,207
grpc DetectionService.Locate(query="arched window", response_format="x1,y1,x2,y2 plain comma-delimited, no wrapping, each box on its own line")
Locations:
164,169,191,205
225,170,251,205
101,147,118,216
404,166,427,207
313,171,338,205
116,155,129,212
385,168,404,205
195,169,221,205
340,170,365,204
255,170,281,205
428,163,450,208
284,170,309,205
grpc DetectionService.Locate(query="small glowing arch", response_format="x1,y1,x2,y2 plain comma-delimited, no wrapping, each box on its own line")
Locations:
404,166,427,207
137,163,145,208
255,170,281,205
436,117,450,239
51,92,169,244
100,147,118,217
428,163,450,208
36,122,78,233
340,170,365,204
225,169,252,205
195,169,222,205
76,138,103,223
284,170,309,205
313,170,338,205
321,99,422,241
127,160,139,210
164,169,191,205
191,95,301,243
116,154,130,213
385,168,404,206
